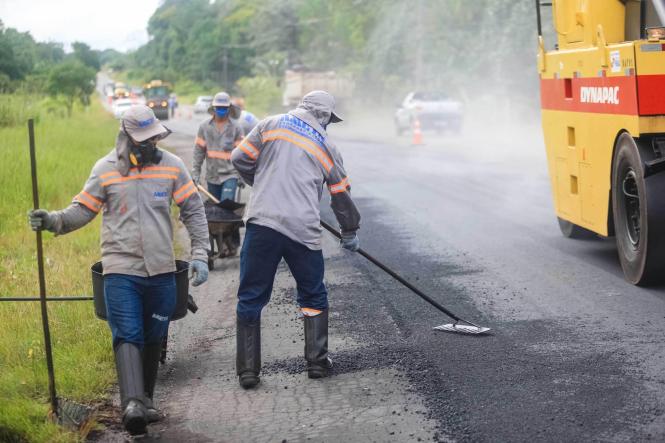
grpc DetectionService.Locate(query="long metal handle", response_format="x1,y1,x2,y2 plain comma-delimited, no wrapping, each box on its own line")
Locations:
28,119,58,416
320,220,461,322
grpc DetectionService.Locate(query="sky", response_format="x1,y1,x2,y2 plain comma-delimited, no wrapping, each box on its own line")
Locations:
0,0,160,52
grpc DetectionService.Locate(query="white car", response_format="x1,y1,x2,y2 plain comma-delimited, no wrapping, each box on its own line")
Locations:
394,91,463,135
194,96,213,114
112,98,134,119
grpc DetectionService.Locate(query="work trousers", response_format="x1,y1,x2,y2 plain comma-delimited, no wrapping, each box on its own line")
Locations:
237,223,328,323
104,273,176,349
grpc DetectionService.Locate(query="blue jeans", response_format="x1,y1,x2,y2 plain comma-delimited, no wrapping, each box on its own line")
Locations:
104,273,176,348
237,223,328,323
208,177,238,202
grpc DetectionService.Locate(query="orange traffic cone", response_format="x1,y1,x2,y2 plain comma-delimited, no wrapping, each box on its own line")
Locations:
411,118,424,145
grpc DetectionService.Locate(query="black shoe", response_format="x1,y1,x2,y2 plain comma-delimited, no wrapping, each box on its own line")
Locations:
143,343,162,423
304,309,333,379
236,318,261,389
114,342,148,435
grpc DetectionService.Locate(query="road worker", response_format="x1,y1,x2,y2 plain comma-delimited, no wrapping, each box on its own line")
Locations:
231,96,259,135
231,90,361,388
191,91,244,255
28,105,209,435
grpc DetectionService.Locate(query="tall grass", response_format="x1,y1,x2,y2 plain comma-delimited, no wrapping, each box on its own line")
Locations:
0,98,120,442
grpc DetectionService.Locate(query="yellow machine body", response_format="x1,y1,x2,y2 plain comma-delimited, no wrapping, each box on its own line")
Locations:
539,0,665,236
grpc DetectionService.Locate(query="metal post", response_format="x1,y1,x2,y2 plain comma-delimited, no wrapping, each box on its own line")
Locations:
28,119,58,418
536,0,543,37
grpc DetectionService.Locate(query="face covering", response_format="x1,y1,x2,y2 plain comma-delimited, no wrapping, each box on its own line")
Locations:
215,107,229,118
129,138,160,167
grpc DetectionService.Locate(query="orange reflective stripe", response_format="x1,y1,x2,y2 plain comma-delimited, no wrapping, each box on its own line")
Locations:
238,144,257,160
81,190,102,206
196,136,207,147
75,193,101,213
240,140,259,158
173,180,194,198
207,150,232,160
101,174,178,187
263,129,333,172
100,170,120,179
329,177,349,194
175,186,196,204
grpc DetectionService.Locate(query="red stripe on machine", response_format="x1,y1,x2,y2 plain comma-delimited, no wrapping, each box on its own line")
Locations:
636,74,665,116
540,76,638,115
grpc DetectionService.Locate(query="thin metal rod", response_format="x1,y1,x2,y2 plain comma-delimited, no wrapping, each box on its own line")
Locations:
0,296,93,302
29,119,58,417
320,220,461,322
536,0,542,37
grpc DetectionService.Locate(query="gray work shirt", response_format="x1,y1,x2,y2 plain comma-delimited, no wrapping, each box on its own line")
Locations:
231,107,360,250
50,144,209,276
192,117,243,184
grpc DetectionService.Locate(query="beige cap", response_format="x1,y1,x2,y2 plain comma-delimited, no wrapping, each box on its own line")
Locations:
121,105,169,142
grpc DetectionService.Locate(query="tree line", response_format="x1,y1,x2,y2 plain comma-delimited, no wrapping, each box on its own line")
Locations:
121,0,541,109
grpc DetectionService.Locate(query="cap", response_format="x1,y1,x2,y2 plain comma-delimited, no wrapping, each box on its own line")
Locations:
121,105,169,142
212,92,231,107
301,90,343,123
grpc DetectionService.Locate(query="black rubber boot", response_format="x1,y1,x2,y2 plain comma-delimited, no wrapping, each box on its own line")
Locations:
304,309,333,379
142,343,162,423
114,342,148,435
236,318,261,389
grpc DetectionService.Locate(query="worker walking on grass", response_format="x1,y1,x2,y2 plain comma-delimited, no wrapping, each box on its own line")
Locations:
28,105,209,436
192,91,244,255
231,90,361,388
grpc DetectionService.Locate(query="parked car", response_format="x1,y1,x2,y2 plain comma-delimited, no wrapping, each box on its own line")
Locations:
112,98,133,119
394,91,463,135
194,96,213,114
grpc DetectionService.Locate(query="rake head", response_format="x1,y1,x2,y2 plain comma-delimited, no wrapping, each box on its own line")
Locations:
434,320,491,335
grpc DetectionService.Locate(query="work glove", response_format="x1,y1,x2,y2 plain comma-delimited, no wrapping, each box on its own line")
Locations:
188,259,209,287
28,209,55,232
340,232,360,252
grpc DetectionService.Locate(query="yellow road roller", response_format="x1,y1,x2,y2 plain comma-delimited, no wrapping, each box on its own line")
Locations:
537,0,665,285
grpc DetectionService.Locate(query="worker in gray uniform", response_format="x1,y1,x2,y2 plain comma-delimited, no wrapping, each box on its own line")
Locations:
28,105,209,435
231,90,361,388
192,91,244,254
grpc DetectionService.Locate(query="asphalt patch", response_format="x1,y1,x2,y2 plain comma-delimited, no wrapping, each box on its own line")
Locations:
315,197,657,442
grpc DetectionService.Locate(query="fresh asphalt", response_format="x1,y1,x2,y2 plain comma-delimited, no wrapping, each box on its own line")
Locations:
96,102,665,442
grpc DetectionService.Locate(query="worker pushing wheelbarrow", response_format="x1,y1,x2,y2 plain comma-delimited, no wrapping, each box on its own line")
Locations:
190,91,246,269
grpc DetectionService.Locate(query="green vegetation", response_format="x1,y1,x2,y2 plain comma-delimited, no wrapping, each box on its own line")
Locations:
0,98,119,442
118,0,539,113
0,20,98,118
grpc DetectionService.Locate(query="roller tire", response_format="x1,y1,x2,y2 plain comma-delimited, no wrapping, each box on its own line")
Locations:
557,217,596,239
611,133,665,285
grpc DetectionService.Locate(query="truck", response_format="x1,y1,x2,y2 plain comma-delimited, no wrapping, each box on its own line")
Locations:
144,79,172,120
537,0,665,285
282,70,354,108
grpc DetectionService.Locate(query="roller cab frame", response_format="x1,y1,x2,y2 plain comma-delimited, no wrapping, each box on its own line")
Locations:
537,0,665,285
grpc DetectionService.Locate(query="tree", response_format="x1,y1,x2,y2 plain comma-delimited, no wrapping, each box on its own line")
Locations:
72,42,100,71
46,60,96,116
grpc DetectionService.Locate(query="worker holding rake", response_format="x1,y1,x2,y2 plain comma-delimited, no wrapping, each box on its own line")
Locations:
231,90,361,388
28,105,210,435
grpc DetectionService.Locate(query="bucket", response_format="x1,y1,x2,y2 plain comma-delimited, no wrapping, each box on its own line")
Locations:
91,260,190,321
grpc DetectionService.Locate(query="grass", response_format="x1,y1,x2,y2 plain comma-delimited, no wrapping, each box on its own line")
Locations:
0,98,120,442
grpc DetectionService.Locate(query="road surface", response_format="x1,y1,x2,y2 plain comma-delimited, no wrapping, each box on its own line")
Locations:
97,103,665,442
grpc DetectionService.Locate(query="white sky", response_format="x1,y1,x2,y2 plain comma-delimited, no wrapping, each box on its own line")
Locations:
0,0,160,52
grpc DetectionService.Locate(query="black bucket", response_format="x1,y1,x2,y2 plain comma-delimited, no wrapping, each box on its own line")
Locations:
91,260,190,321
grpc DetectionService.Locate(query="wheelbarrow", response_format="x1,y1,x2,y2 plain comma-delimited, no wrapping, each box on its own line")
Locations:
198,184,246,270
